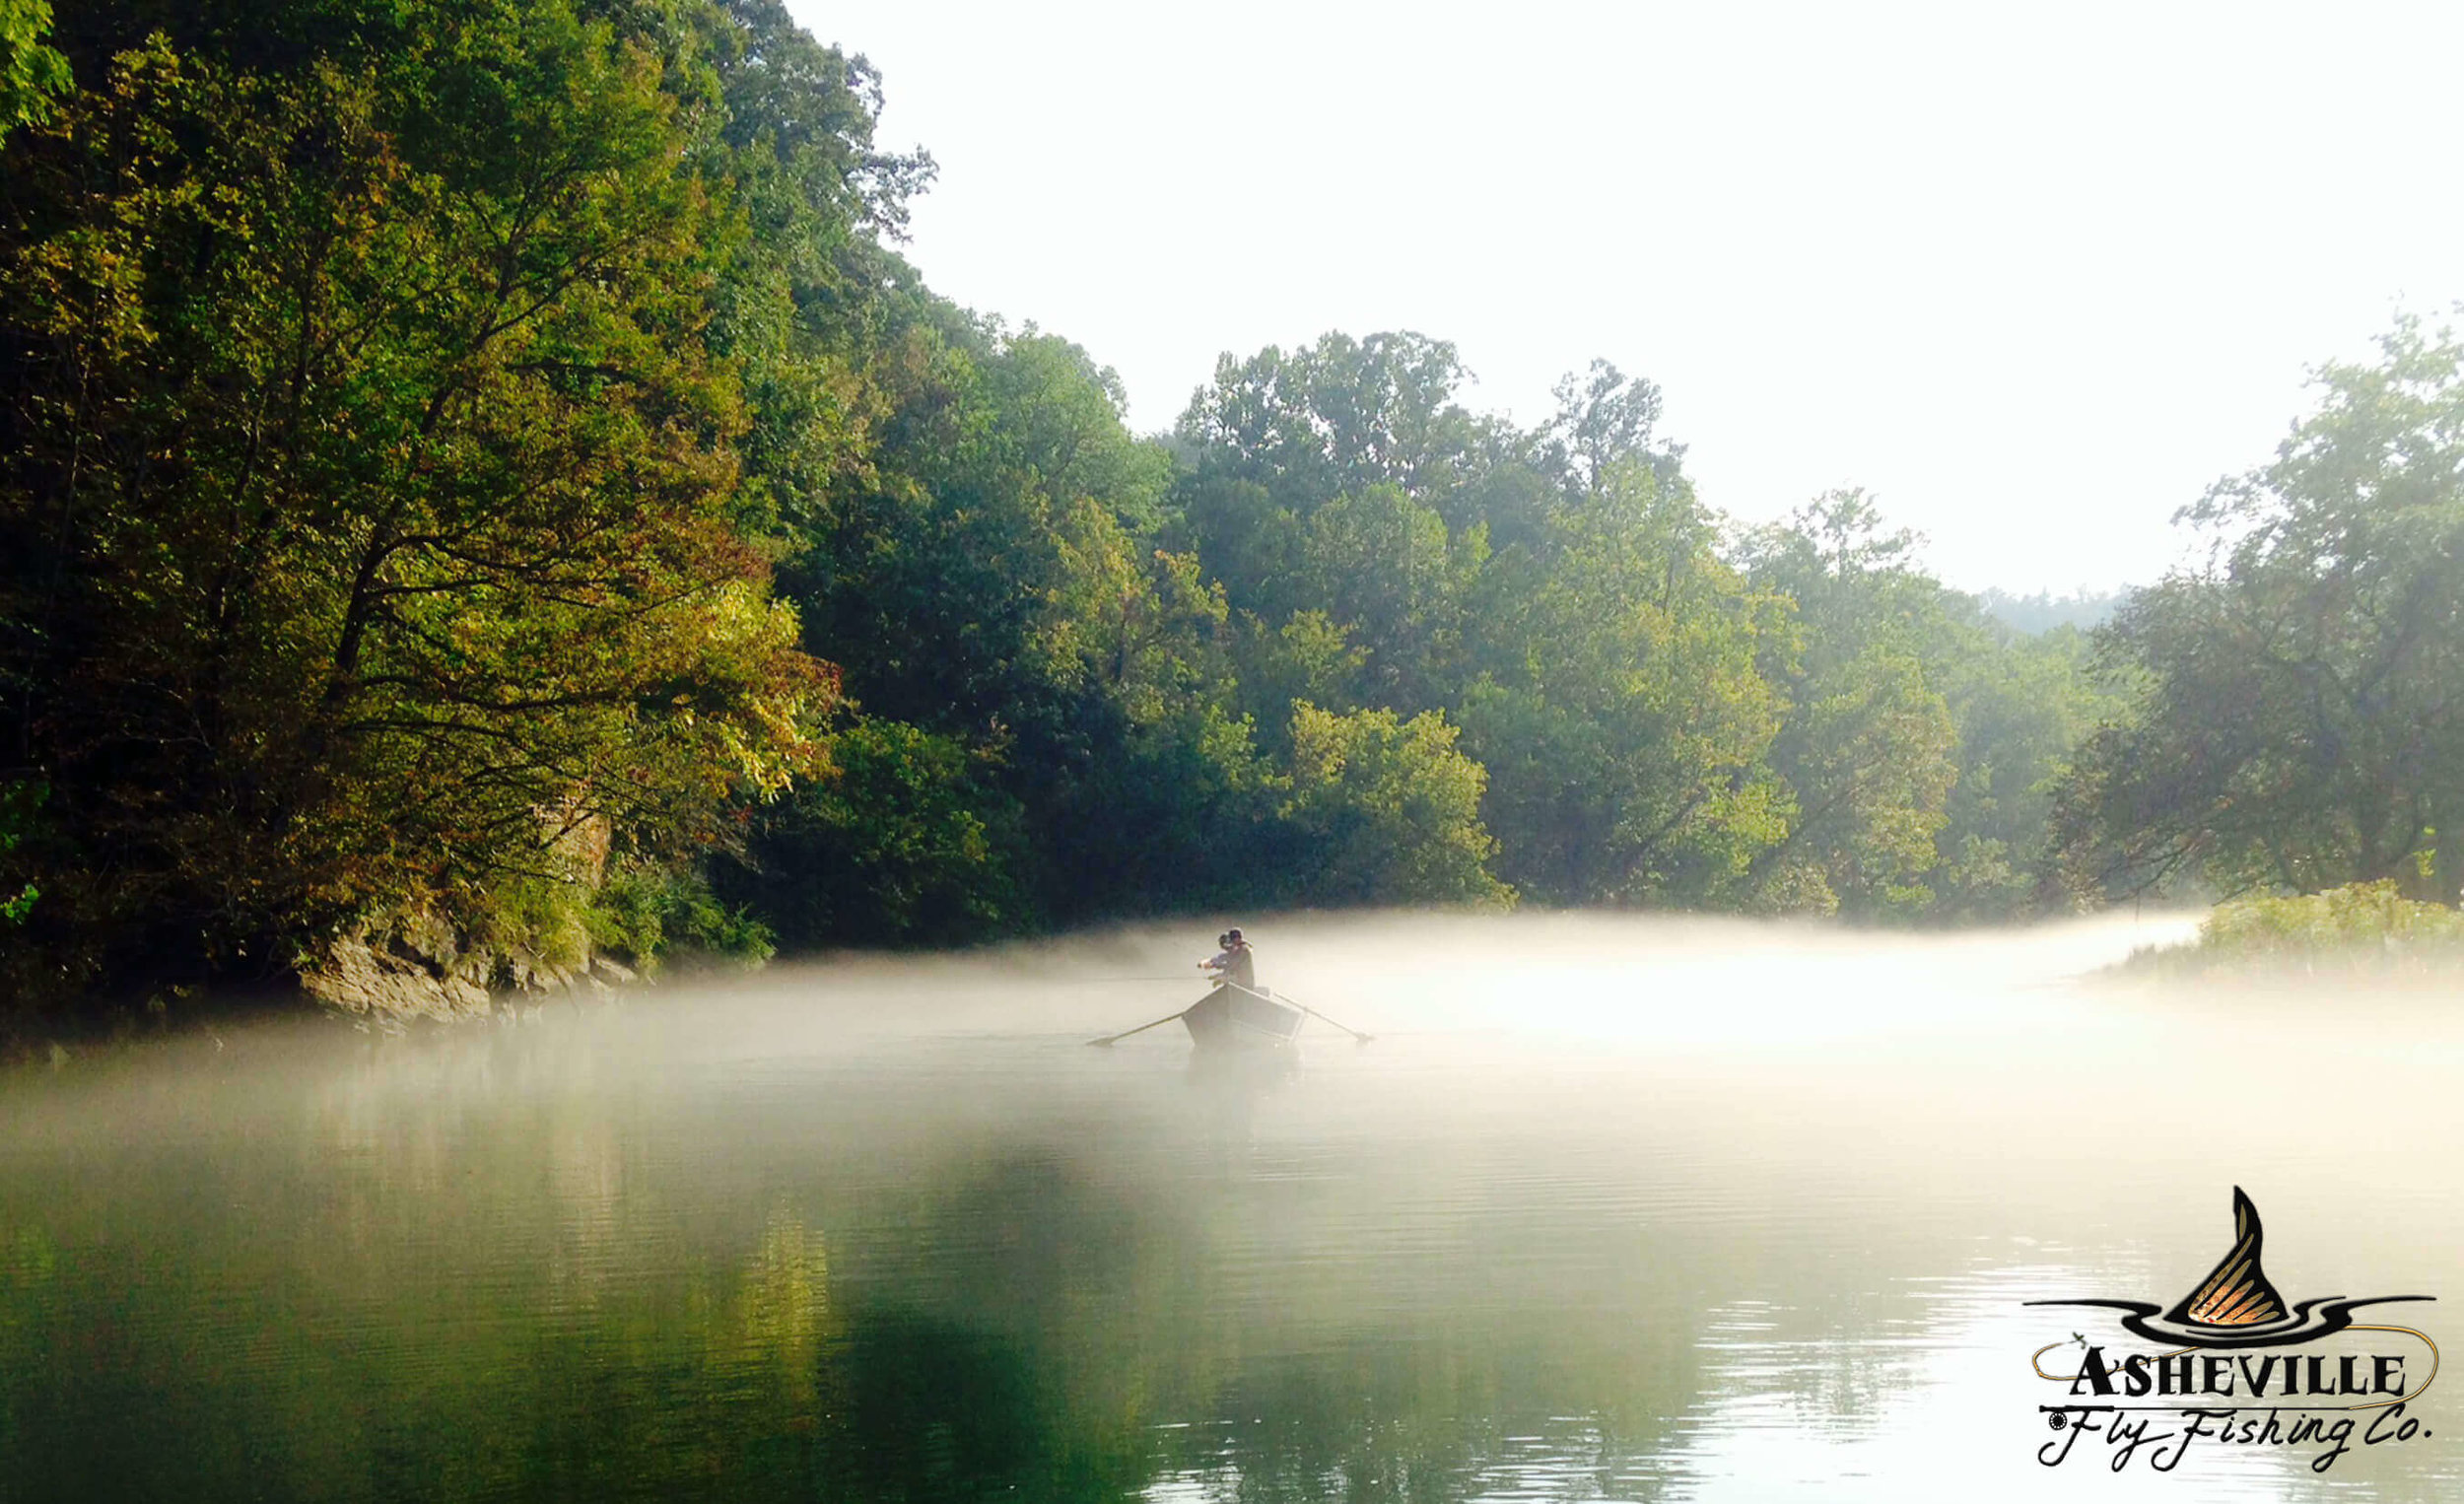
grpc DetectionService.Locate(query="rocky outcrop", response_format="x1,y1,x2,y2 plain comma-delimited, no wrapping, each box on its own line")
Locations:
299,930,494,1021
297,903,643,1023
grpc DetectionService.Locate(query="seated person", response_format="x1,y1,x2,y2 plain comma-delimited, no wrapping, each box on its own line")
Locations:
1199,927,1257,989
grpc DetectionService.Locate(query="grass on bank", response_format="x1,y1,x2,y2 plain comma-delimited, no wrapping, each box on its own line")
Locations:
2121,880,2464,978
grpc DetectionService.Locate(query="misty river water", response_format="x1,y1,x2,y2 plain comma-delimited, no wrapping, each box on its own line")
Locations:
3,913,2460,1502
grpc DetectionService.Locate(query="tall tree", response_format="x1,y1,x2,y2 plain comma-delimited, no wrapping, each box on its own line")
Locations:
1923,608,2117,920
0,1,829,995
1270,702,1509,908
1457,460,1787,905
2057,316,2464,906
1740,493,1959,916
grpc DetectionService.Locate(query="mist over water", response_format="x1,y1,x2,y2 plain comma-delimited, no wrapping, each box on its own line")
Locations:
4,913,2459,1501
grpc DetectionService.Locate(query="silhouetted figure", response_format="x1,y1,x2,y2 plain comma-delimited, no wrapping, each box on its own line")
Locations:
1200,926,1257,989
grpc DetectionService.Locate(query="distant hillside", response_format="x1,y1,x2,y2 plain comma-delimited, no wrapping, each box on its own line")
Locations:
1974,586,2130,635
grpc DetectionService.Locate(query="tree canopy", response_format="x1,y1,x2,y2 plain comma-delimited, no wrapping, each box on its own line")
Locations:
2055,317,2464,909
4,0,2452,1018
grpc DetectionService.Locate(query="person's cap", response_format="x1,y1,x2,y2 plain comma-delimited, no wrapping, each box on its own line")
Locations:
1227,927,1244,941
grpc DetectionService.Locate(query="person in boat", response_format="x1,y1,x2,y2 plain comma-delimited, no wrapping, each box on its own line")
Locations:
1199,927,1257,990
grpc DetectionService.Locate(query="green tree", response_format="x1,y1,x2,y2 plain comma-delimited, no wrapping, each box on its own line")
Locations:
1176,331,1486,522
1289,482,1477,709
1741,492,1960,916
0,3,828,997
725,718,1026,948
1270,702,1510,908
2057,316,2464,906
764,302,1266,931
0,0,67,144
1923,611,2117,921
1457,460,1789,905
1236,609,1369,743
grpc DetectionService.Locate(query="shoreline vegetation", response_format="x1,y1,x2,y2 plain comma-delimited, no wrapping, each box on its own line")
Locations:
2117,882,2464,982
3,1,2461,1030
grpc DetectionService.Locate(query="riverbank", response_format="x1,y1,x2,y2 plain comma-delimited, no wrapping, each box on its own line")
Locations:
2112,881,2464,982
0,943,648,1068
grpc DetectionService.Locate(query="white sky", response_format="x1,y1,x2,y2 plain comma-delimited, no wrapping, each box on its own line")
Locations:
788,0,2464,593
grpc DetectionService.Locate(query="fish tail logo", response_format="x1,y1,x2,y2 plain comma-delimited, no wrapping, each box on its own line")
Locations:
2022,1188,2437,1474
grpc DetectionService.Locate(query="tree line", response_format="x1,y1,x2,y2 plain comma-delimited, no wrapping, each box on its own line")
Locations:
1,0,2457,1013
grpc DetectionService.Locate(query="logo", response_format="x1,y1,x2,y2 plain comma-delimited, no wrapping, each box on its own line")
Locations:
2023,1187,2437,1474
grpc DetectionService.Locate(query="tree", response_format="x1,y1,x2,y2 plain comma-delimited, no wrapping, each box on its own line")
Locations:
1740,492,1959,916
1290,482,1472,709
1923,613,2116,920
0,0,68,145
1456,459,1788,906
1543,359,1685,503
1175,331,1484,520
1271,703,1510,908
0,3,829,996
2057,316,2464,906
723,718,1025,948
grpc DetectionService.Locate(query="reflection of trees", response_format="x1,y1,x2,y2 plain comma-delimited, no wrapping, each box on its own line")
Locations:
810,1151,1716,1504
1129,1325,1707,1504
0,1079,1953,1504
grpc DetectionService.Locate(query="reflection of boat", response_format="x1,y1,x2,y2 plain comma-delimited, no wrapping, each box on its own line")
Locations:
1187,1035,1301,1090
1182,981,1306,1051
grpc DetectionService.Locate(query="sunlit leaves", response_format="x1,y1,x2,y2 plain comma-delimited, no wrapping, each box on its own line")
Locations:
1278,702,1510,908
0,1,832,992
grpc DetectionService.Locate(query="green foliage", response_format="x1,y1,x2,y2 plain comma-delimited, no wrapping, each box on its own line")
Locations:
1739,492,1960,916
1975,586,2125,635
1926,617,2120,921
0,0,68,144
2057,316,2464,909
1176,331,1489,526
469,874,597,977
2126,881,2464,977
2203,880,2464,953
1289,483,1463,706
0,779,38,923
0,0,834,1004
726,718,1025,949
1456,460,1787,906
0,0,2214,1018
587,860,776,972
1273,703,1510,908
1238,610,1368,741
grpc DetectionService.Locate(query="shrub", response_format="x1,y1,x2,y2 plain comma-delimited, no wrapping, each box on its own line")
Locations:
2124,880,2464,977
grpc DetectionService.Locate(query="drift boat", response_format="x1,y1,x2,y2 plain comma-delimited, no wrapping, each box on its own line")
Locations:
1182,980,1306,1051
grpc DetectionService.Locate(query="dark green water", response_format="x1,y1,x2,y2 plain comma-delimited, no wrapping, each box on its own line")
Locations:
3,915,2458,1501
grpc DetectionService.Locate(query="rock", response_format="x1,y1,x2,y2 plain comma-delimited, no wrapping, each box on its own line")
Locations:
300,896,641,1025
300,932,495,1023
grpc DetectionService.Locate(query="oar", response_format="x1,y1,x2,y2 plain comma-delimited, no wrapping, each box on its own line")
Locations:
1226,981,1374,1044
1087,1008,1191,1048
1296,1001,1375,1045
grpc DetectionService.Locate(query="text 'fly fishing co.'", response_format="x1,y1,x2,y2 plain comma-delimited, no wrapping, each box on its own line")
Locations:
2025,1189,2437,1475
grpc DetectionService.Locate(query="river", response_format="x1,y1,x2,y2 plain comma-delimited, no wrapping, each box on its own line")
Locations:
3,912,2457,1501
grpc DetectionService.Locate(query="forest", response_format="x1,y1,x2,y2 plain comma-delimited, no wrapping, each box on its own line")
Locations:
3,0,2461,1016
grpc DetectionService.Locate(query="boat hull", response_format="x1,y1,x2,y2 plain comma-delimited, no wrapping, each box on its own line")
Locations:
1182,983,1305,1050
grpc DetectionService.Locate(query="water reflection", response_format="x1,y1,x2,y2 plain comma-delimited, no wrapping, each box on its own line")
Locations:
2,913,2459,1500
